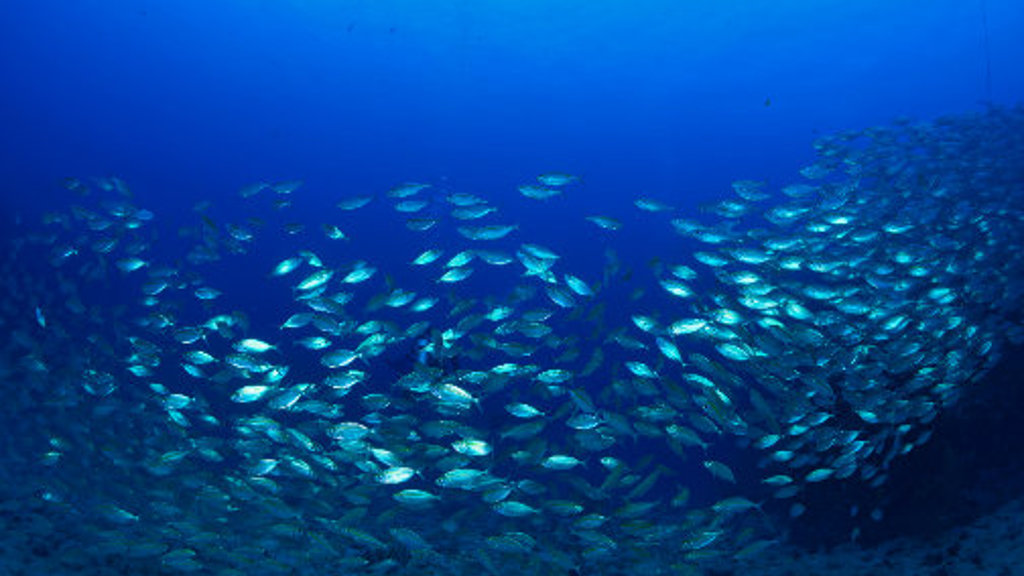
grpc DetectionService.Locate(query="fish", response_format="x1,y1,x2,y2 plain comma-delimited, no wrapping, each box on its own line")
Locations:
231,384,272,403
536,172,580,187
295,268,334,291
234,338,275,354
411,249,444,266
375,467,417,485
457,224,518,241
321,348,360,368
336,195,374,210
388,182,430,198
635,196,673,212
585,215,622,231
518,185,561,200
3,106,1022,576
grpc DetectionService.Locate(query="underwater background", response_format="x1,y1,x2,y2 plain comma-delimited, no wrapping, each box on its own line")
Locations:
1,1,1024,575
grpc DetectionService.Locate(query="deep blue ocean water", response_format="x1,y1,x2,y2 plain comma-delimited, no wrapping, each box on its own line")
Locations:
3,0,1021,216
1,2,1023,574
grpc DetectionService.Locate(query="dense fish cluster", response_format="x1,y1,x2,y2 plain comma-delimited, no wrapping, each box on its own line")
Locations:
1,106,1022,575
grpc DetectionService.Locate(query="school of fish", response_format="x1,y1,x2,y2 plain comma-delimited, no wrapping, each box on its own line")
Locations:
0,106,1022,575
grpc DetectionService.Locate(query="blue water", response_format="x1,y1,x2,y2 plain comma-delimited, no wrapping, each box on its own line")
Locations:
1,1,1023,574
3,0,1021,217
